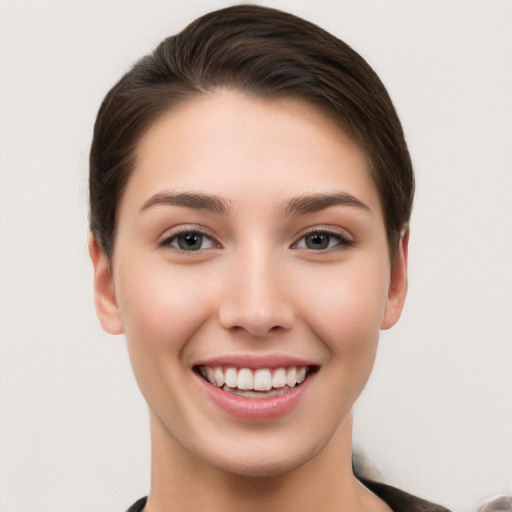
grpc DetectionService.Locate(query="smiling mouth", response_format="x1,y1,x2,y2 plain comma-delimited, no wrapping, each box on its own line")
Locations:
194,365,317,398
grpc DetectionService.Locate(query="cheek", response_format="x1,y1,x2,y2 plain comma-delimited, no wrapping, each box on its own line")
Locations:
297,257,390,356
114,259,216,352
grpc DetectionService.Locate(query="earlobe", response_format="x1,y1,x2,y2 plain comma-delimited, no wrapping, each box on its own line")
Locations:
88,235,124,335
381,231,409,330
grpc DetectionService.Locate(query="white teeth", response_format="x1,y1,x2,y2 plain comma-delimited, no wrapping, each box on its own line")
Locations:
199,365,311,391
271,368,287,389
214,367,225,387
253,369,272,391
205,366,215,384
286,367,297,387
296,366,306,384
237,368,253,390
225,367,238,388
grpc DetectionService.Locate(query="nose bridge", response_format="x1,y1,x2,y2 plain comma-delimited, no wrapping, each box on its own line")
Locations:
218,241,294,336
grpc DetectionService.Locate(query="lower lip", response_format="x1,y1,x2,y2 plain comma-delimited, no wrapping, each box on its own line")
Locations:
195,372,314,421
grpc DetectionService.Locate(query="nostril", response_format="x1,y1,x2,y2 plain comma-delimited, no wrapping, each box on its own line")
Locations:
229,324,283,336
218,293,294,336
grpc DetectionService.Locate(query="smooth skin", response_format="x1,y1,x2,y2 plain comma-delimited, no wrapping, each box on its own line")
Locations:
90,91,408,512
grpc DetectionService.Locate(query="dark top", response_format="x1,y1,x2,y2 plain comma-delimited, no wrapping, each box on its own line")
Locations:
361,479,451,512
125,479,451,511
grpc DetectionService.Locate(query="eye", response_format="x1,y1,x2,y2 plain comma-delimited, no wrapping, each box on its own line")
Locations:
293,230,352,251
159,230,217,251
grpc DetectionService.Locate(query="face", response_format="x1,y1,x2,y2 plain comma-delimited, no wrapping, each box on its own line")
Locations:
90,91,408,477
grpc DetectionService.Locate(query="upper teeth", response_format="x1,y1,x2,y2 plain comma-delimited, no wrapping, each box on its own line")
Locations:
199,366,308,391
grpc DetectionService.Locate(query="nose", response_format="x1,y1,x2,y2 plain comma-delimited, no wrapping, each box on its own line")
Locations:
218,248,295,337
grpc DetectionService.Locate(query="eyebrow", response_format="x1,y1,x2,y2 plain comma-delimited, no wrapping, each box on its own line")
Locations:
140,190,369,217
140,191,230,214
283,192,370,216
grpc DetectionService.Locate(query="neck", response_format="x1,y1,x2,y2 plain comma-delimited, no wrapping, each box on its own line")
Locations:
144,411,389,512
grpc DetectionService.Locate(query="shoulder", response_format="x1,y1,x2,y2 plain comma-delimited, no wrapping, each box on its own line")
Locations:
360,478,452,512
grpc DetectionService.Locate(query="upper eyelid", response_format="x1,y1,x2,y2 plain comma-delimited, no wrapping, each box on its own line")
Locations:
157,225,221,248
292,225,354,241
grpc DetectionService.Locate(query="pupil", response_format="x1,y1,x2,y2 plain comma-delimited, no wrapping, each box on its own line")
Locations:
307,233,329,249
179,233,202,250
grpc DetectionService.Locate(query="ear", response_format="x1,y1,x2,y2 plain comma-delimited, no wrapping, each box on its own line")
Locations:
88,234,124,335
381,231,409,330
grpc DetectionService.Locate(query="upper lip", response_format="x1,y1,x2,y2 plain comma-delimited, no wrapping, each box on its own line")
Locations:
192,353,319,369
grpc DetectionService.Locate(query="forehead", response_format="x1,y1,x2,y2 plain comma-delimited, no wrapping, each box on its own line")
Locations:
123,91,382,216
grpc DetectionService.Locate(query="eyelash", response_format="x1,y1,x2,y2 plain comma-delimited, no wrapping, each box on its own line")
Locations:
157,227,354,253
157,228,220,252
291,228,354,251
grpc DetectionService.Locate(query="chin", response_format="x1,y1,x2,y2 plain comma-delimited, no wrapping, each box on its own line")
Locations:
198,431,328,478
215,451,314,478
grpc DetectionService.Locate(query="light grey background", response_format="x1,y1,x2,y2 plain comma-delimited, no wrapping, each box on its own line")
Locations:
0,1,511,511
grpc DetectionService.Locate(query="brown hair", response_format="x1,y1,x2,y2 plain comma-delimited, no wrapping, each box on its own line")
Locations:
89,4,414,260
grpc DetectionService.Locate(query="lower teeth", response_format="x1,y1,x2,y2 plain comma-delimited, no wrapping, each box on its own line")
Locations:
221,385,293,397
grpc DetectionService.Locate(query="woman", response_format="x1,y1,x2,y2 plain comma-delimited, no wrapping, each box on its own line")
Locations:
89,5,450,511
